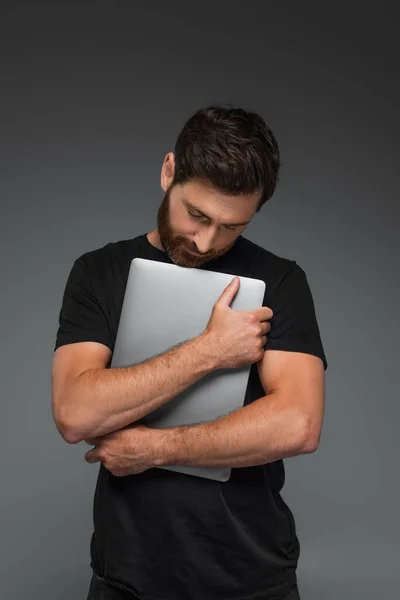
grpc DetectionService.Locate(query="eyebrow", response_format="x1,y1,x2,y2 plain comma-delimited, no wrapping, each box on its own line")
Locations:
184,200,251,227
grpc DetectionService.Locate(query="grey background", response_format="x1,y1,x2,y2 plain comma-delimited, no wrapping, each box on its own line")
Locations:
1,2,398,599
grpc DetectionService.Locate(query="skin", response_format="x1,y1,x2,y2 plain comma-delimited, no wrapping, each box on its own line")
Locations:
149,152,257,268
81,152,325,475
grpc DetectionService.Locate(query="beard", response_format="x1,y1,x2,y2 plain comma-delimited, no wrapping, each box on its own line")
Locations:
156,187,237,268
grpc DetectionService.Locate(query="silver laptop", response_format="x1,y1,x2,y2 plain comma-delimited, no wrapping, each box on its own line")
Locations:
111,257,266,482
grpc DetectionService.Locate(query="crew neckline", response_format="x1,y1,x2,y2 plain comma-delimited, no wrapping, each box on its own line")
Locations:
142,232,245,266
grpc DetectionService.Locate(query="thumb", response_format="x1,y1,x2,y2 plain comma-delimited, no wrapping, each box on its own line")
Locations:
217,277,240,307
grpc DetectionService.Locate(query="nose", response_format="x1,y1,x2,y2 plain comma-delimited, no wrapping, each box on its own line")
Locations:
193,228,217,254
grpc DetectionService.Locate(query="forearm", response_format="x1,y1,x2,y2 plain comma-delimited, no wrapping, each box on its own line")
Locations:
157,392,311,468
64,334,217,443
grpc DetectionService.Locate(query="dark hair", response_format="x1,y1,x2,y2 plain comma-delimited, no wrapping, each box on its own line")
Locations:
172,104,281,212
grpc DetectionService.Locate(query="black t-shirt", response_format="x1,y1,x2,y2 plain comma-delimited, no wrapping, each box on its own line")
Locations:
55,232,328,600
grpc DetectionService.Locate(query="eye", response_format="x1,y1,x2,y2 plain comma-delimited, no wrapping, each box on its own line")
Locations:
189,211,207,222
188,210,238,231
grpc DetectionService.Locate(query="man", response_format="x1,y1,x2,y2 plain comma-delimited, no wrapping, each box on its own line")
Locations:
52,105,327,600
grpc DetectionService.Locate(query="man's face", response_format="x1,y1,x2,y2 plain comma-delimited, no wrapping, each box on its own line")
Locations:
156,178,260,268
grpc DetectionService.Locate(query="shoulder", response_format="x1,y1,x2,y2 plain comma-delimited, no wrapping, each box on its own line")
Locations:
239,235,302,292
64,236,144,304
74,235,144,273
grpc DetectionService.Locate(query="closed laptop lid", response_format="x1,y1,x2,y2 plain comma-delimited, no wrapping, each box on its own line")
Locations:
111,258,266,481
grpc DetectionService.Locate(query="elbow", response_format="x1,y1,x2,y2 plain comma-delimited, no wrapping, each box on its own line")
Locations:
52,375,95,444
60,425,83,445
298,419,320,454
301,437,319,454
55,417,84,444
53,406,87,445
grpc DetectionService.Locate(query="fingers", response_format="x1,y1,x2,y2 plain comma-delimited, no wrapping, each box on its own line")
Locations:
260,321,271,334
253,306,273,321
84,448,100,463
218,277,240,307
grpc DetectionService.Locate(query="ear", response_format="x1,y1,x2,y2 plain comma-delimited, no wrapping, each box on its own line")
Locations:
161,152,175,191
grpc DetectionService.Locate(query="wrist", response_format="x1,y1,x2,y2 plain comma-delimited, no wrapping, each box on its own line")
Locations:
152,427,182,467
194,331,221,372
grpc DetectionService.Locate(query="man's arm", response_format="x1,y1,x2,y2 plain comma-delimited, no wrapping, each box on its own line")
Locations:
52,334,218,445
153,350,325,468
143,265,327,470
53,258,272,447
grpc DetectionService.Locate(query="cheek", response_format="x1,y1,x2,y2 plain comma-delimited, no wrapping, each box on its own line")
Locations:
171,215,197,237
172,223,194,238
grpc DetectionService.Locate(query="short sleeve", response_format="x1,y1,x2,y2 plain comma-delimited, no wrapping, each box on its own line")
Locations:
265,264,328,370
54,256,113,352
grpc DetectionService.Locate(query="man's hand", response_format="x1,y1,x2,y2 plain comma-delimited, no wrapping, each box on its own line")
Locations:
203,276,273,369
84,423,167,477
